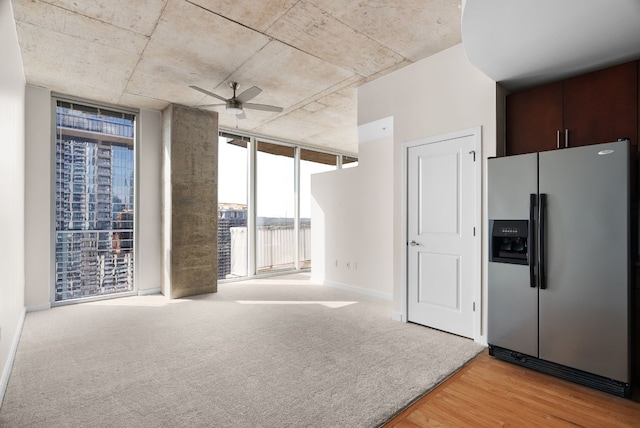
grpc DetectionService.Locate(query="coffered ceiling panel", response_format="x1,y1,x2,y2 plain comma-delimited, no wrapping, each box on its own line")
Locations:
141,0,270,81
125,57,213,107
14,22,140,104
209,39,356,128
187,0,299,32
12,1,149,54
42,0,168,36
314,0,462,61
266,0,406,77
12,0,466,154
13,0,640,154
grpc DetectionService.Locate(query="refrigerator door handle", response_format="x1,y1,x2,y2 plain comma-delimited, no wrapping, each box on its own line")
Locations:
529,193,537,287
539,193,547,289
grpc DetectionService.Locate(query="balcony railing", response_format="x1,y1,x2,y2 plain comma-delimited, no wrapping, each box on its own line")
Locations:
220,224,311,278
56,112,134,138
55,229,133,301
56,222,309,296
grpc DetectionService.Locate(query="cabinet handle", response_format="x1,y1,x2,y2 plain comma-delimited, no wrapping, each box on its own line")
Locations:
564,129,569,148
556,130,560,149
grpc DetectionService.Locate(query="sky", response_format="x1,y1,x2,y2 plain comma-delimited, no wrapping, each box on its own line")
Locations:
218,137,336,219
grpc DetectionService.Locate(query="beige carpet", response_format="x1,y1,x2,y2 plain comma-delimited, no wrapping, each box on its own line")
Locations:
0,274,484,427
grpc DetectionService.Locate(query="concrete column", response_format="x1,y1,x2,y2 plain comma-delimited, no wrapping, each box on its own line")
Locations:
162,104,218,299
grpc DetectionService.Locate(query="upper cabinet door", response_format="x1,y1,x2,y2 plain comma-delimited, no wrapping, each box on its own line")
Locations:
506,81,563,156
563,61,638,147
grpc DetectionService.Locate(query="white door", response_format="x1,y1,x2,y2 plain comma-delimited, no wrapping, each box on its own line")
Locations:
407,134,477,338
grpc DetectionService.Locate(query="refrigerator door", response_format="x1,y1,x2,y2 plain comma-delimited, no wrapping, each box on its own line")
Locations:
488,153,538,357
539,140,629,382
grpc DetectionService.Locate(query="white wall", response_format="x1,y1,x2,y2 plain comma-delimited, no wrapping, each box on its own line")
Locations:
311,126,394,300
0,0,26,403
137,109,163,294
357,44,498,333
24,85,52,310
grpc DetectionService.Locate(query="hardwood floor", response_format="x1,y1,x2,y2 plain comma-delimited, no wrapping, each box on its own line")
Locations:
384,351,640,427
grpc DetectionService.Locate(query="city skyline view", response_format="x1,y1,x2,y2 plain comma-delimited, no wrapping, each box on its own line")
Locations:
54,102,135,301
54,103,357,295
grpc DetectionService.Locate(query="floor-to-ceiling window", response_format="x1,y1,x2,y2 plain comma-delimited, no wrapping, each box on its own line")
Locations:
217,133,249,279
256,141,295,273
54,100,136,301
217,130,356,280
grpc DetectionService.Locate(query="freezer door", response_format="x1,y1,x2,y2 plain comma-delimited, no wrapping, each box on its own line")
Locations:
539,140,629,382
487,153,538,357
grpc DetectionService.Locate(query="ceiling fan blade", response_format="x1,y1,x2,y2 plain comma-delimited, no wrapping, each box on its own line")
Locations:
243,103,283,113
198,103,226,108
189,85,228,102
235,86,262,103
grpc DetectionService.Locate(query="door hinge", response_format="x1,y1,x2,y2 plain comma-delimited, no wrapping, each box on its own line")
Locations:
473,227,476,236
473,302,476,312
469,150,476,161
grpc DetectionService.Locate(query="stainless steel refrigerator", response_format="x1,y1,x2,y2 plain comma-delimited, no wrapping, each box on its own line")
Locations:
487,139,631,397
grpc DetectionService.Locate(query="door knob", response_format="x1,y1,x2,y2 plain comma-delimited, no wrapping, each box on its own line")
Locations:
409,240,420,246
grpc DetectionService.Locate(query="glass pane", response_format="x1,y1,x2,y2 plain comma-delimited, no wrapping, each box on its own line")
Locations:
256,141,295,273
217,135,248,279
54,102,135,301
300,149,337,267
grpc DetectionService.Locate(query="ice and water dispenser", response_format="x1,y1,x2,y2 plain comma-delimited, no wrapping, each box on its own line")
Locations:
490,220,529,265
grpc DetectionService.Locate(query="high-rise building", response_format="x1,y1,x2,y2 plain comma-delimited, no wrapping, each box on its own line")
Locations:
54,102,135,301
218,203,247,279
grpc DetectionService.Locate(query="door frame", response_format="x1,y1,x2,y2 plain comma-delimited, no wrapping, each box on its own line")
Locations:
401,127,483,343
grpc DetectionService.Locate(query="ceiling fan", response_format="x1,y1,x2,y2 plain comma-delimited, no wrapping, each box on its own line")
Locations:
190,82,283,119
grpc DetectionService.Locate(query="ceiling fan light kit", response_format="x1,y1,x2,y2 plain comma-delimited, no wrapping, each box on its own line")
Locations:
225,101,243,115
190,81,283,119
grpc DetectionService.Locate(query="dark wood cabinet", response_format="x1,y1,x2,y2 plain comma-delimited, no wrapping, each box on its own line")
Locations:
564,61,637,148
506,60,638,155
506,82,563,155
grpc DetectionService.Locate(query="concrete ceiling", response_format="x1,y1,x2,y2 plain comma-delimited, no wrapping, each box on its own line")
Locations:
462,0,640,90
12,0,463,154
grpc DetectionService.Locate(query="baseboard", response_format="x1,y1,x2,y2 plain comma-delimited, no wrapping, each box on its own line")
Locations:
390,311,404,322
309,276,324,285
138,287,162,296
26,303,51,313
1,307,26,408
321,280,393,301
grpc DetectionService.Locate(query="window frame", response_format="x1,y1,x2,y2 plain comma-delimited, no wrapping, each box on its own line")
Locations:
51,95,139,306
218,128,357,282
